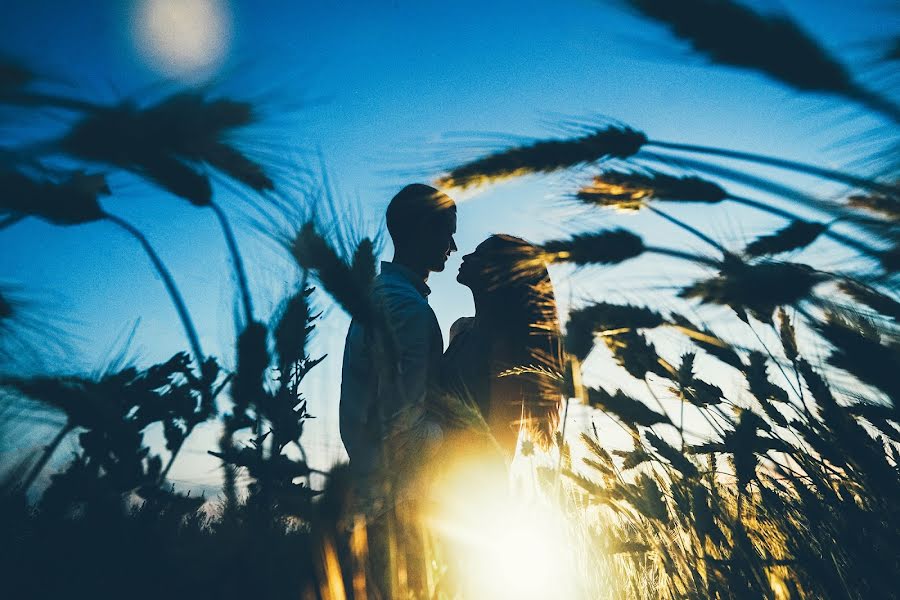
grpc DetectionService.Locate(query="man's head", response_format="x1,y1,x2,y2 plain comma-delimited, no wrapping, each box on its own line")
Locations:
386,184,457,274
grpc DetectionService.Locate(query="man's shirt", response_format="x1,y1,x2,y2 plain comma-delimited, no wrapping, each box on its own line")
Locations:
339,261,444,477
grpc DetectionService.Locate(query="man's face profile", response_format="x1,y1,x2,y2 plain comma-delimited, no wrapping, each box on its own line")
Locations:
386,184,457,275
418,209,457,273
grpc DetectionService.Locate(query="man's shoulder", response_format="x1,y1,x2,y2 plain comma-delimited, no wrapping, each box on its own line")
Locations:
373,272,432,313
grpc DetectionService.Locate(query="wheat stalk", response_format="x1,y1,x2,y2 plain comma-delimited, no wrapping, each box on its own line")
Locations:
435,125,646,189
624,0,900,123
579,168,886,262
439,124,893,195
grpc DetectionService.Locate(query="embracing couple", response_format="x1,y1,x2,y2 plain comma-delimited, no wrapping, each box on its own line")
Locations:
338,182,564,593
340,183,564,498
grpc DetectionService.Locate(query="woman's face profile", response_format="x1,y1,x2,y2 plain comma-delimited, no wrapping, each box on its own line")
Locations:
457,237,516,290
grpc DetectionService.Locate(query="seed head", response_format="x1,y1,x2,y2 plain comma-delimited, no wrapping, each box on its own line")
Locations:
1,169,108,225
292,223,374,324
586,386,670,429
645,430,698,478
837,280,900,322
680,261,827,322
565,302,665,361
541,229,645,266
626,0,874,103
274,287,314,370
61,93,271,205
744,220,827,257
0,57,33,93
436,126,647,189
847,192,900,221
577,169,727,210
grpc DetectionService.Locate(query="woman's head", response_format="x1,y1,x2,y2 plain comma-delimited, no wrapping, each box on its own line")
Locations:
457,234,529,292
457,234,563,449
457,234,555,330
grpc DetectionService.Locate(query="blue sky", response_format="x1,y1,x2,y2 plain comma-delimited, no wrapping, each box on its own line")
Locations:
1,0,896,492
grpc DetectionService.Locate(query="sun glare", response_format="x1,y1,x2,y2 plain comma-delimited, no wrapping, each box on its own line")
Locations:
426,456,581,599
132,0,232,80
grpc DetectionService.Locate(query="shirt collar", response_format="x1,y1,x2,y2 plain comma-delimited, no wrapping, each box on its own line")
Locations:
380,261,431,298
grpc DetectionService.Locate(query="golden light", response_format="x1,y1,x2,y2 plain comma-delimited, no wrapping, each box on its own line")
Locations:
132,0,232,79
578,180,652,211
426,456,581,599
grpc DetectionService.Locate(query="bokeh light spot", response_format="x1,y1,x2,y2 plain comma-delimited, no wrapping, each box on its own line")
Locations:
133,0,232,79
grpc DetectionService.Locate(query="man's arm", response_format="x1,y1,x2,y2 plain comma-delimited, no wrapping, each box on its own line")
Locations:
380,298,437,423
339,320,374,465
378,297,444,481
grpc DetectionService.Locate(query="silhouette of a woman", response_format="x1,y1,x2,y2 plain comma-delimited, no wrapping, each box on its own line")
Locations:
441,234,563,458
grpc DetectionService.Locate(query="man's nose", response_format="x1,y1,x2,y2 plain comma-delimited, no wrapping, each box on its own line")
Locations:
449,237,458,252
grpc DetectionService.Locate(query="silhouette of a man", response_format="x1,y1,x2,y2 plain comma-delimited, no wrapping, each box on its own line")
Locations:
339,183,457,485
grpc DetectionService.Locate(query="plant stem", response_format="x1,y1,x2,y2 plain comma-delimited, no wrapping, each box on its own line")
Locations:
22,421,73,492
211,372,234,400
648,140,894,195
643,379,675,426
727,194,801,220
555,395,572,495
642,152,884,222
210,202,254,324
849,88,900,127
104,212,205,366
729,195,882,258
645,245,721,268
3,91,102,112
0,214,25,231
745,320,803,403
159,440,184,482
646,204,727,255
643,150,899,253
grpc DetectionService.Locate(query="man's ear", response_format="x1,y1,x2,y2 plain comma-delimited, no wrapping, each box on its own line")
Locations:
393,234,412,254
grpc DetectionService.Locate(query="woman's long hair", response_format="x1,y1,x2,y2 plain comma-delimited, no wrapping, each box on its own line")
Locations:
475,234,564,450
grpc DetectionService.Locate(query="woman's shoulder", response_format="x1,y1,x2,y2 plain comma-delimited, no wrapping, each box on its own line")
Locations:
448,316,475,343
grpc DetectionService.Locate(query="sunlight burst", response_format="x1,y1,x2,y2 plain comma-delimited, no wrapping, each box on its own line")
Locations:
426,457,580,599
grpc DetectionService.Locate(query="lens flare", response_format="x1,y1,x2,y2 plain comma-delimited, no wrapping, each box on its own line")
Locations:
426,456,580,599
132,0,232,79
